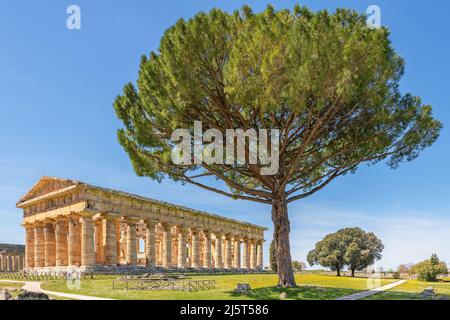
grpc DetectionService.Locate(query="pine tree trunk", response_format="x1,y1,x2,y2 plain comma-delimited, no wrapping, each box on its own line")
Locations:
271,189,296,288
351,268,355,277
336,268,341,277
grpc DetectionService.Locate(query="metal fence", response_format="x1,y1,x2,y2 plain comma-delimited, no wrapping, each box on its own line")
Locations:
112,277,216,292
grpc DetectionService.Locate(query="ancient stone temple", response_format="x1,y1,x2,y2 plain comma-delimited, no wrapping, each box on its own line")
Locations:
0,243,25,272
16,177,266,274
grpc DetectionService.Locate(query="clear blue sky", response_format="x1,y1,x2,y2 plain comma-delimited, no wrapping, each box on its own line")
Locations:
0,0,449,270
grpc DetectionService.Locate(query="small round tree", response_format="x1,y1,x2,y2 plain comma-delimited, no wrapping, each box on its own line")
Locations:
292,261,307,272
307,227,383,277
307,231,347,276
114,5,441,287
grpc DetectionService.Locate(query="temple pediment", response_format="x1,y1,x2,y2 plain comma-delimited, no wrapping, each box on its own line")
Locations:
17,176,79,205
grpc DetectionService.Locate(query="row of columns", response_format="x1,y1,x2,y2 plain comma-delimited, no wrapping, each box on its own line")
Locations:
0,253,24,272
24,214,264,270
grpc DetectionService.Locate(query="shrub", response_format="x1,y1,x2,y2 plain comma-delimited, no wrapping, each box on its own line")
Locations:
412,254,448,282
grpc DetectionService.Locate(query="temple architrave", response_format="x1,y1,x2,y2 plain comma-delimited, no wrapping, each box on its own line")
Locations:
16,177,266,274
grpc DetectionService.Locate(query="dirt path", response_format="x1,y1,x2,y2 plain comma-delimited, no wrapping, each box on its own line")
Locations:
0,279,113,300
336,280,407,300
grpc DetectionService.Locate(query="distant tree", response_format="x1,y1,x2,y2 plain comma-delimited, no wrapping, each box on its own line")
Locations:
430,253,440,265
269,240,277,273
397,263,414,277
292,261,307,272
307,232,347,276
342,228,384,277
412,254,448,282
307,227,383,277
114,4,442,287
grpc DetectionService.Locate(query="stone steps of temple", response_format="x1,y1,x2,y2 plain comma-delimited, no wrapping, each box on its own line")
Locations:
23,265,268,276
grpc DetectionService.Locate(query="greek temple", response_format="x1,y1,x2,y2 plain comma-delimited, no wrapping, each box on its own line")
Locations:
16,177,266,274
0,244,25,272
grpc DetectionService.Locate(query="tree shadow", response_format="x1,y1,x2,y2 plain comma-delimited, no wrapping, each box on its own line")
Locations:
364,290,450,300
228,285,360,300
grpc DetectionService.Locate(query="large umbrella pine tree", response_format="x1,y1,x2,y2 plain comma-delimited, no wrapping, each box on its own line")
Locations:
114,5,441,287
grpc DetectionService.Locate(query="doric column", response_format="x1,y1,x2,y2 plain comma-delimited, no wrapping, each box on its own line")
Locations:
161,223,172,268
125,219,138,266
257,240,263,270
115,220,121,264
214,234,222,269
94,219,104,265
5,255,8,271
224,235,233,269
144,220,156,267
250,240,257,269
0,253,6,270
68,217,81,266
24,224,35,268
11,255,17,271
80,215,95,267
177,226,187,268
203,231,212,268
103,215,118,266
18,256,24,271
44,222,56,267
7,255,13,271
33,223,45,267
157,238,162,265
233,237,241,269
172,235,178,267
55,218,68,267
242,238,249,269
191,229,200,268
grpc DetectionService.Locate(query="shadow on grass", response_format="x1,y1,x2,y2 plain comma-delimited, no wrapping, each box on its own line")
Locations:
229,285,360,300
364,290,450,300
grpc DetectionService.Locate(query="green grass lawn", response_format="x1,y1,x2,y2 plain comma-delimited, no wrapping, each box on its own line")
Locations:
0,281,24,289
364,280,450,300
38,274,396,300
0,281,25,299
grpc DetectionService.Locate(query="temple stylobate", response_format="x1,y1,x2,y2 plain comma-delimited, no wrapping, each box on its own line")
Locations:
16,177,266,274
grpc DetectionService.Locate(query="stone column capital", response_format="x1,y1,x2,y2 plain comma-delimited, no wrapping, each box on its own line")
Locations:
43,219,56,227
176,224,187,232
123,216,140,225
233,235,242,241
96,212,120,221
160,221,173,230
144,219,158,227
67,213,81,222
203,230,211,236
79,211,96,218
33,222,44,230
54,215,69,223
